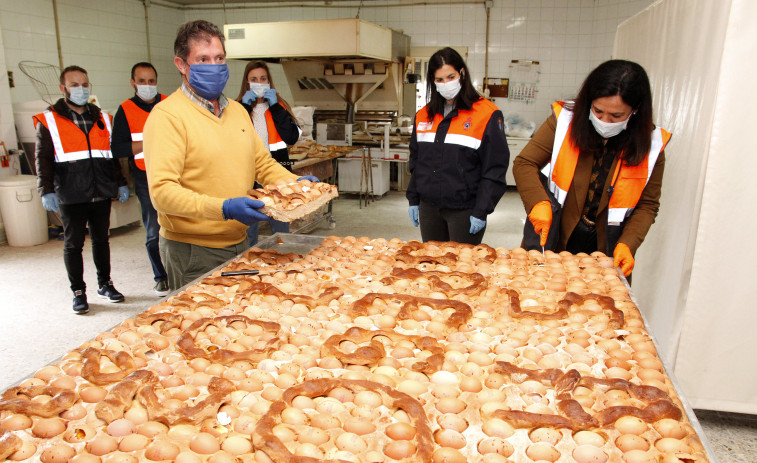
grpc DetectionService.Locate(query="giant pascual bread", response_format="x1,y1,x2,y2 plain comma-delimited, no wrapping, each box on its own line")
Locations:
0,238,711,462
247,179,338,222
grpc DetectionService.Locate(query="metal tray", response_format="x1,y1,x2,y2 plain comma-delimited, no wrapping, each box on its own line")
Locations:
5,235,717,462
618,270,719,462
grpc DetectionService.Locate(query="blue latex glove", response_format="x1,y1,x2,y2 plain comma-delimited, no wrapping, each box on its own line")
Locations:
42,193,59,212
263,88,278,106
222,197,270,225
242,90,256,105
469,216,486,234
408,205,419,227
298,175,319,183
118,186,129,203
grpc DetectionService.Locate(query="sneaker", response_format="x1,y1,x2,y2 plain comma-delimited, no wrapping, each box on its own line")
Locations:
154,280,170,297
73,290,89,314
97,281,125,303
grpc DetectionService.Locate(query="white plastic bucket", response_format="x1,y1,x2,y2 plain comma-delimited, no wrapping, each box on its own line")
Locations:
0,175,48,246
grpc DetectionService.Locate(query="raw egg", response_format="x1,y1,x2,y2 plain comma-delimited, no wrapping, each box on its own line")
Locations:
432,447,467,463
119,433,150,452
477,437,514,456
32,417,66,438
653,419,688,439
614,416,649,435
190,432,221,454
526,442,561,462
144,440,180,460
1,414,32,431
335,432,367,453
221,435,253,455
107,418,136,437
616,434,650,452
436,397,466,414
40,443,76,463
86,435,119,456
434,429,466,449
573,444,608,463
384,441,417,459
7,440,37,461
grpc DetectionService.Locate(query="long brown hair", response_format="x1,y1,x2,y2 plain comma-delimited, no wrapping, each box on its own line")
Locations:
570,60,655,166
235,61,295,119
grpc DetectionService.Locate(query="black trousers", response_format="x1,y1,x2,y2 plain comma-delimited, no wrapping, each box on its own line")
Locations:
59,200,112,292
419,201,485,245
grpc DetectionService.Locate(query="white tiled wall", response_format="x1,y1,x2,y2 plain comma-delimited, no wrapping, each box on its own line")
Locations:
1,0,654,140
0,0,183,114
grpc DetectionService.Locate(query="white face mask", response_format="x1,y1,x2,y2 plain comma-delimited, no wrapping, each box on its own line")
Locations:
136,85,158,102
249,82,270,99
67,86,90,106
435,78,461,101
589,110,631,138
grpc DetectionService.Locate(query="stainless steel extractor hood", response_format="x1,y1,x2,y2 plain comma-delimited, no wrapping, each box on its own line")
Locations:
224,19,410,118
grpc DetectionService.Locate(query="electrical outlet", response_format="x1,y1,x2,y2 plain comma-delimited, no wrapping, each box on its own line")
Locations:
7,71,14,88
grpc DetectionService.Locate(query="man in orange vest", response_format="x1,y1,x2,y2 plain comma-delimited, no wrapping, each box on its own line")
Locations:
112,62,169,297
34,65,130,314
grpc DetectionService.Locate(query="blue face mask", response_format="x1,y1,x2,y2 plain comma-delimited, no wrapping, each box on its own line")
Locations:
187,63,229,100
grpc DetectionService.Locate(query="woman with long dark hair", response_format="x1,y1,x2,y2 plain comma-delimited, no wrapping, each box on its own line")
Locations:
406,47,509,245
513,59,672,276
236,61,303,246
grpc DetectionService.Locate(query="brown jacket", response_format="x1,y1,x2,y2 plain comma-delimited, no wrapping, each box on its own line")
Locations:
512,114,665,255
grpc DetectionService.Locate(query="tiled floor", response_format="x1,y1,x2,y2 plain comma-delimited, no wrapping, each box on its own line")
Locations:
0,190,754,462
694,409,757,462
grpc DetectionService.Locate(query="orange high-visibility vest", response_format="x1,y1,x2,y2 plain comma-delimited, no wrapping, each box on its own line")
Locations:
33,110,113,163
262,109,302,152
121,96,164,170
415,98,498,150
542,101,671,224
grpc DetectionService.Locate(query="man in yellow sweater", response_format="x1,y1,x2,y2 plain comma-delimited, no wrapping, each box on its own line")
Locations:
143,20,309,290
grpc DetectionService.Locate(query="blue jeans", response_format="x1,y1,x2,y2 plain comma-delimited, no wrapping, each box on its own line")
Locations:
133,170,167,282
247,219,290,247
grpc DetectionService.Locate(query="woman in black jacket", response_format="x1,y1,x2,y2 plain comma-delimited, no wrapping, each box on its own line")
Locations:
235,61,302,246
406,47,509,244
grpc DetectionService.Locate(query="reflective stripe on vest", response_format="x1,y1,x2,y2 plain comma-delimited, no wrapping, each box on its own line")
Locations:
264,109,301,152
415,99,498,150
37,110,113,163
121,97,163,171
543,101,671,225
607,127,671,223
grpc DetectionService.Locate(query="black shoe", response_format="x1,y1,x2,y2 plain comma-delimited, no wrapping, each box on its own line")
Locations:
97,281,125,303
73,290,89,314
154,280,170,297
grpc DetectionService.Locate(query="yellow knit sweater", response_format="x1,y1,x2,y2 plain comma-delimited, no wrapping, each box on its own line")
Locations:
143,89,298,248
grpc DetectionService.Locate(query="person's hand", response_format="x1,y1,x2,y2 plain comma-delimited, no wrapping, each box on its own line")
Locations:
263,88,278,106
408,205,419,227
242,90,256,105
118,186,129,203
222,197,271,225
298,175,319,183
613,242,635,276
469,216,486,234
528,200,552,247
42,193,59,212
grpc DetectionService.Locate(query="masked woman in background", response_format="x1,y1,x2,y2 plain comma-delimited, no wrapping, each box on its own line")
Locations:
236,61,302,246
513,60,671,277
406,47,509,245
